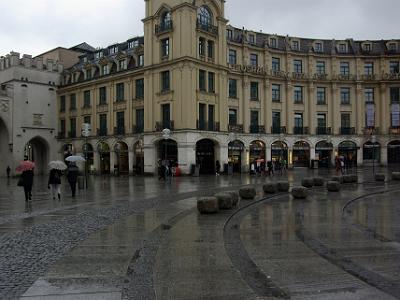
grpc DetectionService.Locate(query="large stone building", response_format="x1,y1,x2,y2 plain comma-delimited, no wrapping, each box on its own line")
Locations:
57,0,400,175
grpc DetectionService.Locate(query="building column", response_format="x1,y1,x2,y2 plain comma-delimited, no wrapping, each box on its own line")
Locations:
356,84,364,134
128,149,134,175
93,151,100,175
266,145,272,162
110,151,116,175
308,83,315,134
331,83,339,134
218,145,229,171
357,147,363,166
286,82,293,134
310,146,316,160
264,79,271,133
178,143,196,175
380,83,388,135
243,77,250,133
381,145,388,166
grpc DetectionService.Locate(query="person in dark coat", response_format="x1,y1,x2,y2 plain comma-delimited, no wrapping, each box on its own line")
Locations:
48,169,62,200
6,166,11,178
66,164,79,197
21,169,34,201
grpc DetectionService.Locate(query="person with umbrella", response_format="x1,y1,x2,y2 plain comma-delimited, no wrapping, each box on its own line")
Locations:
48,161,67,200
16,160,35,202
66,162,79,197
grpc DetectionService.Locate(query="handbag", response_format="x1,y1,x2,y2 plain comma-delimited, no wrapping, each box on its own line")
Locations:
17,177,24,187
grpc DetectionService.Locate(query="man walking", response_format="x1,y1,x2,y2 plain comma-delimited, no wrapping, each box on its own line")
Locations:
6,166,10,178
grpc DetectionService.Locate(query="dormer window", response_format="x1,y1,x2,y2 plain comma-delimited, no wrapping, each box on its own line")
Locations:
338,43,347,53
83,57,88,63
363,43,371,52
248,34,255,44
388,43,397,52
119,60,126,71
128,40,139,49
226,29,233,40
314,42,323,52
95,51,103,59
270,38,277,48
292,40,299,51
161,11,171,27
102,65,109,75
109,46,118,55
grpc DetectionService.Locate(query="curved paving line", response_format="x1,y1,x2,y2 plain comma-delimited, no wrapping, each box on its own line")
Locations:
121,208,196,300
223,193,291,299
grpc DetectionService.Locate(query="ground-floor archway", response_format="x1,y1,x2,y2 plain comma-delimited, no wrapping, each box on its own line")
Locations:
363,141,381,163
249,140,266,173
0,118,11,176
24,137,49,175
316,140,333,168
134,141,144,175
293,141,310,168
271,141,288,165
196,139,216,174
98,142,110,175
157,139,178,167
228,140,244,173
114,141,129,174
388,140,400,164
338,141,358,169
82,143,94,173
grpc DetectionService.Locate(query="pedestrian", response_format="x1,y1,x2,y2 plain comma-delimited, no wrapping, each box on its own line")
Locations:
267,161,274,176
66,163,79,197
48,168,62,200
21,169,34,202
6,166,10,178
215,160,221,176
340,158,345,175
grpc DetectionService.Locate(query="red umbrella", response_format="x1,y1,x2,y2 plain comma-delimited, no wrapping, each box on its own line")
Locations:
16,161,35,172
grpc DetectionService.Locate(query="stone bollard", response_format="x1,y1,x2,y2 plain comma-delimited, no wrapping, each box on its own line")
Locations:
239,187,256,200
375,173,386,182
331,176,343,184
226,191,239,207
313,177,325,187
214,192,233,210
342,175,352,183
392,172,400,181
277,181,290,192
327,181,341,192
349,174,358,183
291,186,308,199
197,197,219,214
263,183,278,194
301,178,314,188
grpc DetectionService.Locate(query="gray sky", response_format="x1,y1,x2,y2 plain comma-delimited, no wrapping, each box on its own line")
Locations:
1,0,399,57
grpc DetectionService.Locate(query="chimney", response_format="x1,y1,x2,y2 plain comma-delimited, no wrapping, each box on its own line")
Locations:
22,54,32,68
10,52,20,66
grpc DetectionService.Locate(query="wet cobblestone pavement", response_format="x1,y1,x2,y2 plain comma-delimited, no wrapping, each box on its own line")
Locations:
0,168,399,299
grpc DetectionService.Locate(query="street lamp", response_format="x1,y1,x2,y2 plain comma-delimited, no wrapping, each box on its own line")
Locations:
82,123,91,188
327,136,332,170
162,128,171,175
371,135,376,175
228,132,235,175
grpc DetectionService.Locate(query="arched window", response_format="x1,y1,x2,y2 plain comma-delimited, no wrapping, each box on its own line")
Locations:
197,6,212,25
161,11,171,26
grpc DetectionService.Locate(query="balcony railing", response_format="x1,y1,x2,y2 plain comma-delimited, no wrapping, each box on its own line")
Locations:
340,127,355,135
271,126,287,134
197,120,220,132
196,20,218,35
316,127,332,135
293,127,309,135
114,126,125,135
228,124,243,133
249,125,266,134
363,127,379,135
68,131,76,139
97,128,108,137
155,20,173,35
132,125,144,134
156,121,174,131
389,126,400,135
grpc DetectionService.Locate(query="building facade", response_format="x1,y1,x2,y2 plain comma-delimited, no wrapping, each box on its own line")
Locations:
57,0,400,175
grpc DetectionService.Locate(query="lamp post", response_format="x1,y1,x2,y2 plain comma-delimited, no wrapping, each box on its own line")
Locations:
327,136,332,170
228,132,235,175
162,128,171,176
371,135,376,175
82,123,91,188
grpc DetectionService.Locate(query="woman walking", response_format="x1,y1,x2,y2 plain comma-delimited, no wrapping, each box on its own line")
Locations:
67,163,79,197
48,168,62,200
21,169,34,202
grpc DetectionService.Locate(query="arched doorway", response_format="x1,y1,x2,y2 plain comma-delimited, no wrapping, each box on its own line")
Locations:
98,142,110,174
82,143,94,173
315,141,333,168
338,141,358,168
249,141,266,173
115,142,129,174
0,118,11,176
196,139,216,175
24,137,49,175
134,141,144,175
363,141,381,163
293,141,310,167
228,140,244,173
157,139,178,167
388,140,400,164
271,141,288,164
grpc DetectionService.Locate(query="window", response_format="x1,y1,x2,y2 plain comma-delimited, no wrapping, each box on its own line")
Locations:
199,70,206,91
199,38,205,56
207,41,214,59
161,71,170,92
208,72,215,93
116,111,125,134
70,118,76,137
139,55,144,66
250,82,259,100
365,88,374,103
388,43,397,52
116,83,125,102
60,96,66,112
294,86,303,103
95,51,103,59
390,87,400,103
292,40,299,51
341,88,350,105
85,69,91,80
316,61,326,74
70,94,76,110
83,116,91,126
197,5,212,25
161,11,171,28
83,90,91,108
229,49,237,65
294,113,303,128
102,64,109,75
199,103,206,130
316,87,326,105
161,38,169,57
229,79,237,98
226,29,233,40
99,87,107,105
272,57,280,71
317,113,326,126
208,105,215,130
364,62,374,75
272,84,281,102
60,119,66,135
250,110,259,131
136,79,144,99
294,59,303,73
340,62,350,75
270,38,277,48
341,113,350,128
248,34,255,44
315,42,323,52
136,109,144,133
272,112,281,132
119,59,126,71
363,44,371,52
128,40,139,49
109,46,118,55
390,61,399,74
161,104,171,128
99,114,107,136
338,43,347,53
229,109,237,126
250,54,258,66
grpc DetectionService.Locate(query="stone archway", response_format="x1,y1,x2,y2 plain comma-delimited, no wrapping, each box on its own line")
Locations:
0,118,11,176
388,140,400,164
114,141,129,175
338,141,358,169
24,137,49,175
293,141,310,168
196,139,216,175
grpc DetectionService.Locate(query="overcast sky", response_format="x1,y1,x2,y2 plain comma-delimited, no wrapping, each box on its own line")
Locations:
1,0,399,57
